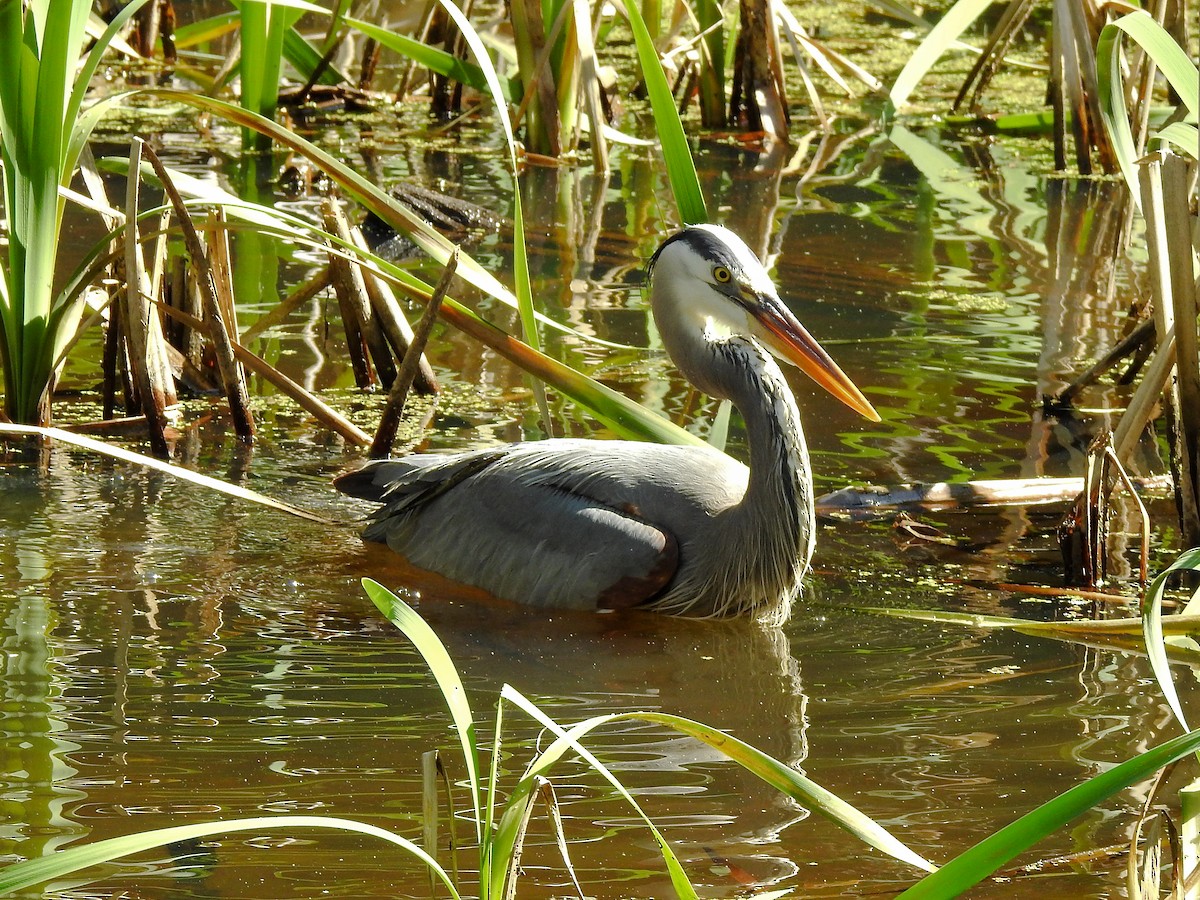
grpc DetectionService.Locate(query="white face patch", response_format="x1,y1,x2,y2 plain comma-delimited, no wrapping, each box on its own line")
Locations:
702,315,735,341
652,225,773,341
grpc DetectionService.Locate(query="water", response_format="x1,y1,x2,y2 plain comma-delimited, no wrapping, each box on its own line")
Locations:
0,107,1188,898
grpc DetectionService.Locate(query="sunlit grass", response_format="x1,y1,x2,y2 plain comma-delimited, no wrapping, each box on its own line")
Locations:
0,579,934,897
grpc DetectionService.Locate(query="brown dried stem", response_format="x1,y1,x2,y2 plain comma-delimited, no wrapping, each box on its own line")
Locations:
370,250,457,458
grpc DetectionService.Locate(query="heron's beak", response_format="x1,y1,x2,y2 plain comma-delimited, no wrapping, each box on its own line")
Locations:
747,290,881,422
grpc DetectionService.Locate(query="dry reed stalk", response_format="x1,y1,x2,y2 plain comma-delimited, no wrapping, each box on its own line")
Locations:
347,225,438,395
324,199,397,388
1140,150,1200,543
140,143,256,441
731,0,789,140
123,139,172,457
156,302,371,446
370,250,456,458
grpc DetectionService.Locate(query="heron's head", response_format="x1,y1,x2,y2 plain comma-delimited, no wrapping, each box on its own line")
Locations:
648,224,880,421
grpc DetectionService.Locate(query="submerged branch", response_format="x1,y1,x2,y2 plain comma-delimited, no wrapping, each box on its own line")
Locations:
817,474,1174,514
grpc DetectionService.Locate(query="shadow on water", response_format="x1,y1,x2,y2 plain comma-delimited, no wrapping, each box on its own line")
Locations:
0,113,1185,897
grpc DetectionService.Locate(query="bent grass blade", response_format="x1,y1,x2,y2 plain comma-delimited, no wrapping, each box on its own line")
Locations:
869,606,1200,664
1097,9,1199,204
897,727,1200,898
1141,548,1200,735
886,0,993,113
0,816,460,898
100,146,708,447
362,578,484,843
0,423,340,525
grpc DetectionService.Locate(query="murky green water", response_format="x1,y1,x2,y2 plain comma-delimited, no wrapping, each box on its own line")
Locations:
1,95,1189,898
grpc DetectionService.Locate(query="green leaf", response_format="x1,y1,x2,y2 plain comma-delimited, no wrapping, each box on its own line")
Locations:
896,727,1200,898
1155,121,1199,159
0,816,459,897
495,688,701,898
1097,10,1199,200
498,692,935,881
887,0,993,112
361,579,484,843
1141,548,1200,734
616,0,707,224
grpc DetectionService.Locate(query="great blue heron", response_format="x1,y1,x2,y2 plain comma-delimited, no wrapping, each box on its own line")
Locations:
336,225,879,622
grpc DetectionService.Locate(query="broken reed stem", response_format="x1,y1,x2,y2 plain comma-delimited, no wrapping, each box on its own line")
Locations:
324,199,397,388
141,143,256,443
156,301,371,447
124,139,172,458
1103,445,1151,586
348,225,439,395
1053,316,1155,407
369,250,456,458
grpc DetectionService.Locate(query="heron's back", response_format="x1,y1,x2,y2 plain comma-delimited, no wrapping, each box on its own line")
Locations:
336,440,753,611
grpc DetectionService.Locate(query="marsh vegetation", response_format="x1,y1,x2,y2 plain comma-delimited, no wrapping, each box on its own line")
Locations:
0,0,1197,896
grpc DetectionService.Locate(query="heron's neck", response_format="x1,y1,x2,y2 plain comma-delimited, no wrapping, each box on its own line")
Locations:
705,336,812,528
695,334,816,621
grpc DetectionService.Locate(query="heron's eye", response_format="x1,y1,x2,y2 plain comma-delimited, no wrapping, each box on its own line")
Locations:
712,265,732,283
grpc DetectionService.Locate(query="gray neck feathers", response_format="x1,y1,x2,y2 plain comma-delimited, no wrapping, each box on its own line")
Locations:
659,328,814,622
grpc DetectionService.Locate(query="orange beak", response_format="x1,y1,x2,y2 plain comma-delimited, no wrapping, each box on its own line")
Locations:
748,291,881,422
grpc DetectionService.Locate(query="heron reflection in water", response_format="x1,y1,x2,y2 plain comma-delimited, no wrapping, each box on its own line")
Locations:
336,225,880,622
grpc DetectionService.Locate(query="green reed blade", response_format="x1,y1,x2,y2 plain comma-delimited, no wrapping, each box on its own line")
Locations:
897,727,1200,898
1141,548,1200,735
617,0,707,224
498,690,936,883
1097,10,1199,201
495,688,701,898
0,816,459,897
91,156,706,446
0,0,148,422
887,0,992,113
362,580,484,844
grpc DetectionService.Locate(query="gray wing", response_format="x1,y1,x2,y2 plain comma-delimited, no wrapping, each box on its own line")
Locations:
334,447,684,610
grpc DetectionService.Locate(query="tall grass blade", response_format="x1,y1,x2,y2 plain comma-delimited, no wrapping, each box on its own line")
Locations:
403,0,552,426
1141,548,1200,734
887,0,993,112
428,0,538,351
362,578,484,842
1097,10,1199,200
0,816,460,897
897,727,1200,898
614,0,707,224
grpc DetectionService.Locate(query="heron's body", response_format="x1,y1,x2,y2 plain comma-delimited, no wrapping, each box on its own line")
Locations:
336,225,877,621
